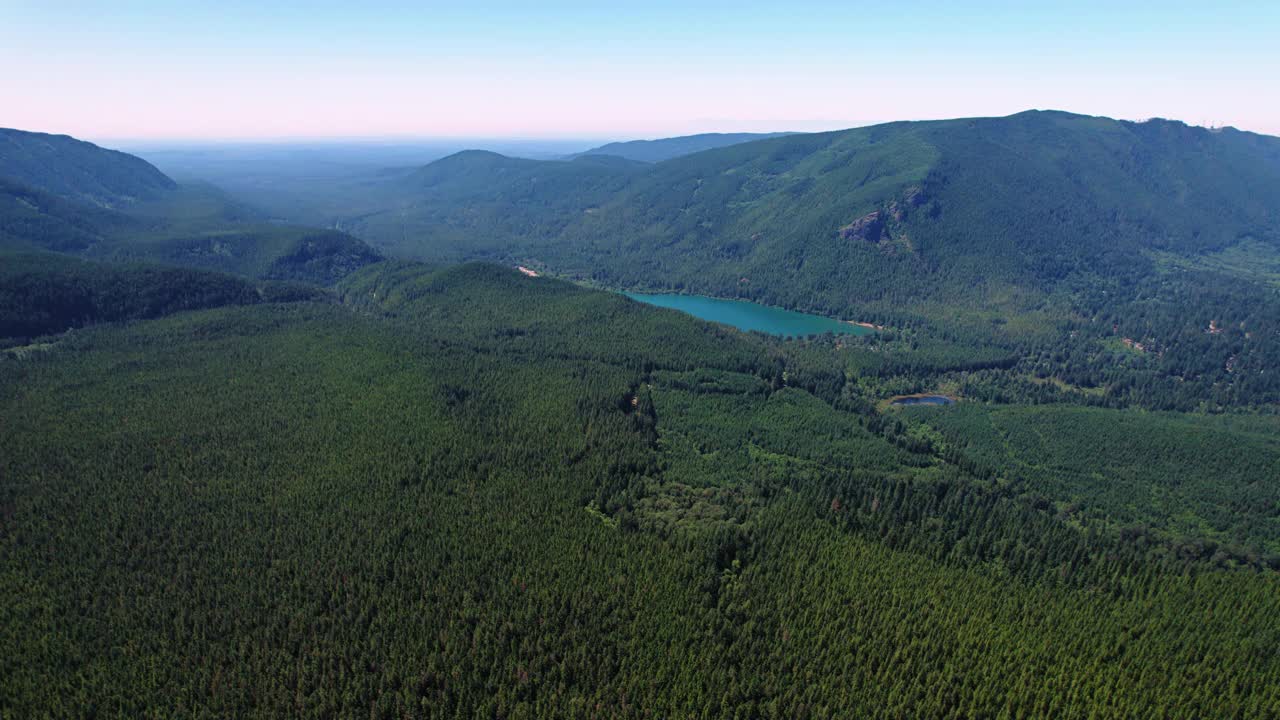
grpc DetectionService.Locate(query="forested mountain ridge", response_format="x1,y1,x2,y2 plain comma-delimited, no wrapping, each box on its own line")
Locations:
352,111,1280,314
0,128,177,207
3,261,1278,717
341,111,1280,411
572,131,795,163
0,177,139,252
0,251,307,341
0,131,383,285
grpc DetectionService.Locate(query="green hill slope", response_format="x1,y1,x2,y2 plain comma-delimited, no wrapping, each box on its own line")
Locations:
0,178,139,252
0,250,327,342
0,128,177,207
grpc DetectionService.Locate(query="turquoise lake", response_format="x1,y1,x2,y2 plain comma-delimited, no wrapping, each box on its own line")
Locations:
623,293,874,338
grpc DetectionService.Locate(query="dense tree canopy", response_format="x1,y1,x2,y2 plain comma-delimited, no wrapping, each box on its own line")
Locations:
3,264,1277,717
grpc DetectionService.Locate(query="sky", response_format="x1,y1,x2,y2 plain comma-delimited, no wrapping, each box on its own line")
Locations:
3,0,1278,141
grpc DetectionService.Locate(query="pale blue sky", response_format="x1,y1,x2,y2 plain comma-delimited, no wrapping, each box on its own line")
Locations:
3,1,1277,140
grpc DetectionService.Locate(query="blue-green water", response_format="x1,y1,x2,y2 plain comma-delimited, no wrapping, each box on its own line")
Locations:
624,293,874,338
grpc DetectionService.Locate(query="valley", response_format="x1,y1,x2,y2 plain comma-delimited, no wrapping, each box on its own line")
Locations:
2,109,1279,717
9,2,1280,715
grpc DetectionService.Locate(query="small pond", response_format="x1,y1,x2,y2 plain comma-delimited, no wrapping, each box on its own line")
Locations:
890,395,955,406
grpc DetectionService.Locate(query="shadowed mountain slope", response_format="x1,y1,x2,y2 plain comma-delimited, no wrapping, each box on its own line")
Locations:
0,128,177,207
0,131,382,285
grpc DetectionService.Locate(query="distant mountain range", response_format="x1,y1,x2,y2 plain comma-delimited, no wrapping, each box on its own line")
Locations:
0,128,380,285
349,110,1280,313
572,131,795,163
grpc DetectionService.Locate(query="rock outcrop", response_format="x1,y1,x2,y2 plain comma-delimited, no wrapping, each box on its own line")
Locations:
839,211,884,242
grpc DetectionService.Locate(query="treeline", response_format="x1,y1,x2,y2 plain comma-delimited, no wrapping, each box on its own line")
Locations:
760,260,1280,414
0,251,337,343
898,403,1280,561
0,252,271,341
933,265,1280,412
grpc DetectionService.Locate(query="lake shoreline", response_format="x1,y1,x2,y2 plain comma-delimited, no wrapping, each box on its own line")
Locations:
522,266,886,336
622,291,877,338
882,392,959,409
846,319,886,331
526,267,886,333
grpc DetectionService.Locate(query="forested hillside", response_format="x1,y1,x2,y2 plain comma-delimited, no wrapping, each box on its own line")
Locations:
3,263,1278,717
351,112,1280,313
0,250,326,342
0,128,177,207
338,111,1280,411
0,178,139,252
0,132,382,285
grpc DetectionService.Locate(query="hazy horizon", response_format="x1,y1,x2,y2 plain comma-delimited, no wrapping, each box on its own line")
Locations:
6,1,1278,141
88,111,1275,148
